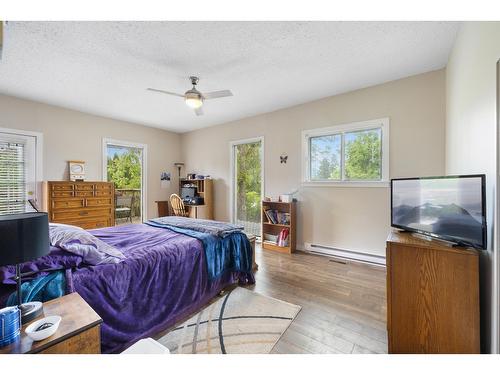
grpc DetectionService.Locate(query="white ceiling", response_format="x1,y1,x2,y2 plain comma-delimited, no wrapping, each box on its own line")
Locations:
0,22,459,133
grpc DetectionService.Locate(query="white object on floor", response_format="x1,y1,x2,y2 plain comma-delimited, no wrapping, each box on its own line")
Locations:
121,338,170,354
25,315,61,341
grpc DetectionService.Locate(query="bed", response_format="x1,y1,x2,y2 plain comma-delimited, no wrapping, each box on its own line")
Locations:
0,222,255,353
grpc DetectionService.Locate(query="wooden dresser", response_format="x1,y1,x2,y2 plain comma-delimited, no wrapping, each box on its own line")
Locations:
386,230,480,353
42,181,115,229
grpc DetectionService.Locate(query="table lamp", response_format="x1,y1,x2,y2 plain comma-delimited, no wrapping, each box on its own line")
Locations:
0,212,50,324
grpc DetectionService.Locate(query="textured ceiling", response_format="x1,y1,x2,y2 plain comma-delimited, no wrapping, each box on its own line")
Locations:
0,22,459,133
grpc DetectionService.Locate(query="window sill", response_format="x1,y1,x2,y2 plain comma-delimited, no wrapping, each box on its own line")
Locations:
301,181,390,188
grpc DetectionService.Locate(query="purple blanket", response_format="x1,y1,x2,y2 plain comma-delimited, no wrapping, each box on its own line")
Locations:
1,224,254,353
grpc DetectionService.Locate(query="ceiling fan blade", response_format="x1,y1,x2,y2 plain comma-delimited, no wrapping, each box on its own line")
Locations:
147,88,184,98
194,107,204,116
203,90,233,100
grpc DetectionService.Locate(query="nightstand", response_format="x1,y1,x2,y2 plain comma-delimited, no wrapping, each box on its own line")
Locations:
0,293,102,354
245,233,258,271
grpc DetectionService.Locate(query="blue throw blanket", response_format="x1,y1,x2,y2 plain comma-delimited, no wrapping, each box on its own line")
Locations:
149,216,245,237
146,219,253,280
7,271,66,306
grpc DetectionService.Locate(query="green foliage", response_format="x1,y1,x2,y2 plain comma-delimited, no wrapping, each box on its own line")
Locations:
310,131,381,181
317,158,333,179
107,149,142,189
344,131,381,180
235,142,261,223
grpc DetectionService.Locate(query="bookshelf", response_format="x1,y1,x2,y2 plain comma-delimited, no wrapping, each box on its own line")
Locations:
261,200,296,254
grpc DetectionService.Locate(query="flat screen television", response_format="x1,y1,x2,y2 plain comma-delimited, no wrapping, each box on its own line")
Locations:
391,175,486,249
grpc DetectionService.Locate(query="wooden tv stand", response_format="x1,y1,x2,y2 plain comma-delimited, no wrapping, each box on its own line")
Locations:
386,230,480,353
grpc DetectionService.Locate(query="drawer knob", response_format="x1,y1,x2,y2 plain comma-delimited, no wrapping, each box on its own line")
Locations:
79,211,89,216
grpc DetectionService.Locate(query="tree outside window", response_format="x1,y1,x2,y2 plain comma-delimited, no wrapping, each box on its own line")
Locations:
308,126,384,182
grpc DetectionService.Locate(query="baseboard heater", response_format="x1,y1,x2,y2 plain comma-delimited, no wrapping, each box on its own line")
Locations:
303,242,386,266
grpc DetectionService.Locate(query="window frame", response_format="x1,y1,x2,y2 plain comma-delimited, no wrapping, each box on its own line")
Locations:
102,138,148,221
301,118,390,187
0,127,44,212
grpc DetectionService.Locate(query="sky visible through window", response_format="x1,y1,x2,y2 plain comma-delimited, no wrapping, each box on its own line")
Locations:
310,134,341,180
107,145,135,158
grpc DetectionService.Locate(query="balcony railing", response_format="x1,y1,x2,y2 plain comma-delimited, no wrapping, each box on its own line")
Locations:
115,188,141,224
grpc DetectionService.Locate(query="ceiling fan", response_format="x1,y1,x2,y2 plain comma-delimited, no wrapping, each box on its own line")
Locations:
147,76,233,116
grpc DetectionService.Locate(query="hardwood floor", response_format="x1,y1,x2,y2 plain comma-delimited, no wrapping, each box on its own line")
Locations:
244,245,388,354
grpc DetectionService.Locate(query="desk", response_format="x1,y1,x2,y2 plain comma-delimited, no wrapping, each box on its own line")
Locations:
185,204,212,220
155,200,170,217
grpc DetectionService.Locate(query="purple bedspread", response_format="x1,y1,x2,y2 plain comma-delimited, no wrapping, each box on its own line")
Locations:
1,223,254,353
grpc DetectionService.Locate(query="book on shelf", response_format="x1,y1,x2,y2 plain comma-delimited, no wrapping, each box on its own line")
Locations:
277,228,289,247
263,209,290,225
263,209,275,224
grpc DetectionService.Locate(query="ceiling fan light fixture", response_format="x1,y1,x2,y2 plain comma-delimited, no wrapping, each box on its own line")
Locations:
147,76,231,116
185,92,203,109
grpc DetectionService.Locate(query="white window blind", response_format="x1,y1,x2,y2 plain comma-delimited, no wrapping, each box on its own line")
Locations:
0,130,39,215
0,140,27,214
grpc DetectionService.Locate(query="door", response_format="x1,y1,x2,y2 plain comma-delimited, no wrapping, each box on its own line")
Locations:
231,137,264,236
103,139,147,225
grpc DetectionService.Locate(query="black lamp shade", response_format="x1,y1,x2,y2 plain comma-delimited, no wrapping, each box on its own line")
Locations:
0,212,50,267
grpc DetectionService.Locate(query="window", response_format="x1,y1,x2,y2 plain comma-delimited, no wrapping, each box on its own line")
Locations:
0,129,42,215
302,118,389,186
102,138,147,223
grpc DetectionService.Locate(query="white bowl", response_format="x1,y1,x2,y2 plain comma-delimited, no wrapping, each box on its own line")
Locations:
25,315,61,341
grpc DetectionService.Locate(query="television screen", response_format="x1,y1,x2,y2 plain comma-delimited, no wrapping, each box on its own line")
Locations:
181,187,196,200
391,175,486,249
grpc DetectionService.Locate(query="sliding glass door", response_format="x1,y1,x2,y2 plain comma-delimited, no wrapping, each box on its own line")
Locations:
103,139,147,225
231,138,264,236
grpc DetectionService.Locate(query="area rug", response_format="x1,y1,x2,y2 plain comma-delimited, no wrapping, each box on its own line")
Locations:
157,287,301,354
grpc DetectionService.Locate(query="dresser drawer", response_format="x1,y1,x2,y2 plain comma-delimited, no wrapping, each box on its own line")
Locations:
94,190,112,197
86,197,113,207
75,191,95,197
51,184,74,191
94,183,112,190
51,191,75,198
75,184,94,191
51,207,112,222
52,198,86,210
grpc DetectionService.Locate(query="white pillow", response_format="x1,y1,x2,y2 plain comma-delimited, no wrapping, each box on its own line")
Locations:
49,224,125,265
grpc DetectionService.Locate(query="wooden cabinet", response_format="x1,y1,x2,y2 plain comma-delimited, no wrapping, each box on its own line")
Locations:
386,230,480,353
186,204,210,219
0,293,102,354
42,181,115,229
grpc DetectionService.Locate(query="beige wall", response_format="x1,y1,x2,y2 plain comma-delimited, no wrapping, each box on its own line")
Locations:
445,22,500,353
181,69,446,257
0,94,181,219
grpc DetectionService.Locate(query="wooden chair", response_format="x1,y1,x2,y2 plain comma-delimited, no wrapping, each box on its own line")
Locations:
170,194,189,217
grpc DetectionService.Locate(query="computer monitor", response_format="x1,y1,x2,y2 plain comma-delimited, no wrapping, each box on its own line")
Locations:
181,187,196,200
